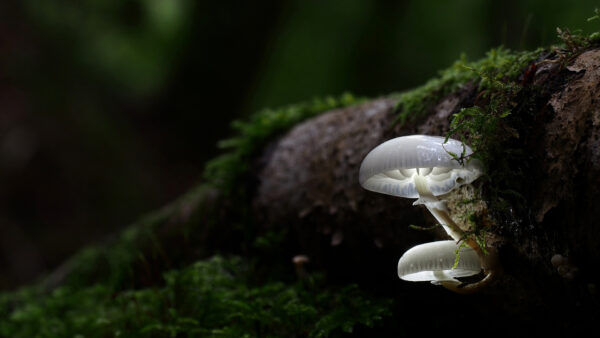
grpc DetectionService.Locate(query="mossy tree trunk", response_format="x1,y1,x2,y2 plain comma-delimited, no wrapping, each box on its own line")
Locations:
36,47,600,335
250,48,600,332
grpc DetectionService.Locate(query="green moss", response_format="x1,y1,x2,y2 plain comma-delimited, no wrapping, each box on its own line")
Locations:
50,198,176,289
393,47,542,126
444,52,538,203
45,184,213,291
393,9,600,132
588,9,600,43
1,256,391,338
438,53,543,247
204,92,363,192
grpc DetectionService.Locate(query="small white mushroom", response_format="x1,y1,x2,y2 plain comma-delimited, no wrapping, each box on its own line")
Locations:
359,135,482,241
292,255,310,279
398,240,482,285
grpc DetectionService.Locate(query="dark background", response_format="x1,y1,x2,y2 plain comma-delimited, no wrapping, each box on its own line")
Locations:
0,0,597,290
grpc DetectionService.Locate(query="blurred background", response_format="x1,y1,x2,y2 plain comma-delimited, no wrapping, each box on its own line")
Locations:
0,0,598,290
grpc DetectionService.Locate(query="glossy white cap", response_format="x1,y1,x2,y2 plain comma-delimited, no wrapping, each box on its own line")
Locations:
397,240,482,284
359,135,482,198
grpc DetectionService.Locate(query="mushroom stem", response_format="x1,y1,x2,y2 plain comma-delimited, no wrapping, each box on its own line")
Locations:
413,174,466,242
422,205,485,258
413,174,500,293
423,204,464,242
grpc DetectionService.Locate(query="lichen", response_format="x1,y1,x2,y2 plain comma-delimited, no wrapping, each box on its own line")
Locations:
444,185,488,232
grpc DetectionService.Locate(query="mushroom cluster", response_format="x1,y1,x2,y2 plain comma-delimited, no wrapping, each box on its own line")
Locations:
359,135,497,293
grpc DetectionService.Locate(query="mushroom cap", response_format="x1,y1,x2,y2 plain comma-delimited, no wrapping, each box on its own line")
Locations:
550,254,567,267
359,135,482,198
397,240,482,283
292,255,310,264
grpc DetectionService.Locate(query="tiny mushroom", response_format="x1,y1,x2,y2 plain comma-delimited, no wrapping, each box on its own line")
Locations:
398,240,481,285
550,254,578,280
550,253,568,267
292,255,310,279
359,135,498,293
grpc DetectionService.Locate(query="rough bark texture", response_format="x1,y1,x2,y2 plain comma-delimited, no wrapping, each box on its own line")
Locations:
251,49,600,333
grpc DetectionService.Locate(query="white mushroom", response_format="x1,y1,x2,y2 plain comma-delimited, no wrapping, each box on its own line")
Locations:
397,240,481,285
360,135,498,293
292,255,310,279
359,135,482,241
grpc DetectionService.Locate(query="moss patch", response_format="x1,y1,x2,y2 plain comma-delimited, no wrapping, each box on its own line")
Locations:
0,256,391,338
204,93,364,192
393,47,543,126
